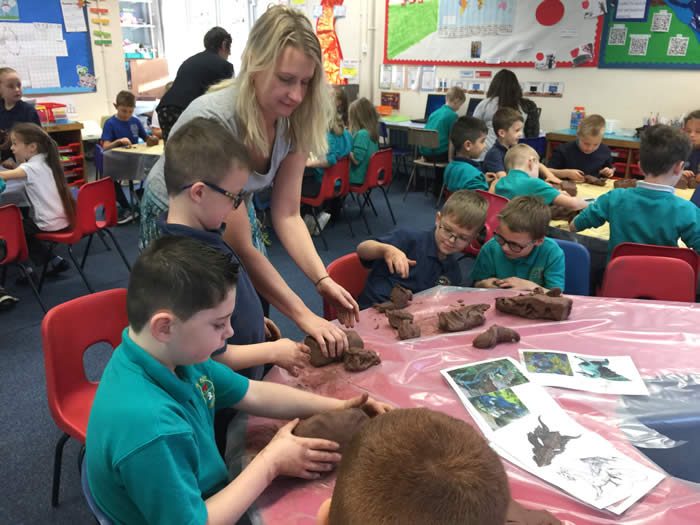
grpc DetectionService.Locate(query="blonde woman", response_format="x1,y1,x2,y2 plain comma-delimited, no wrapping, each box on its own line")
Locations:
348,97,380,186
140,6,358,355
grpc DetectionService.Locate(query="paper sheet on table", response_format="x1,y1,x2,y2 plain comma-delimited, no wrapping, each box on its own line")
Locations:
61,0,88,32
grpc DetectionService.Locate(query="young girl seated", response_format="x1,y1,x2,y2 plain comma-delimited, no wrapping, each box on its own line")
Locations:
302,112,352,198
348,98,379,186
0,123,76,279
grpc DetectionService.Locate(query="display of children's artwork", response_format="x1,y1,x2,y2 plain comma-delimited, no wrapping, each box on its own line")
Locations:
520,350,649,396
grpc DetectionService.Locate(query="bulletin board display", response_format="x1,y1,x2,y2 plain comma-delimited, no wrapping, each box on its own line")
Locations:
384,0,605,68
599,1,700,69
0,0,96,94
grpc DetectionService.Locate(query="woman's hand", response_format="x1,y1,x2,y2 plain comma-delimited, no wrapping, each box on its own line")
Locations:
297,312,349,359
264,317,281,341
271,339,310,377
316,277,360,328
342,392,393,417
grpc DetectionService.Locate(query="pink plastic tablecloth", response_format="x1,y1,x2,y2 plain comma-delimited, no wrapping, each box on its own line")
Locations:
241,288,700,524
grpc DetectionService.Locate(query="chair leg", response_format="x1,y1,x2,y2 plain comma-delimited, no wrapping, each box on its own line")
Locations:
37,243,57,293
96,230,111,251
78,444,86,473
103,228,132,271
403,166,417,201
436,182,446,208
1,264,7,286
81,234,94,270
365,190,378,217
52,432,70,507
310,209,328,250
379,186,397,224
340,196,354,237
67,246,95,293
17,263,47,312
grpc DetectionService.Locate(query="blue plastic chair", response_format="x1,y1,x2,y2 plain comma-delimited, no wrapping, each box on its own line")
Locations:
554,238,591,296
81,458,113,524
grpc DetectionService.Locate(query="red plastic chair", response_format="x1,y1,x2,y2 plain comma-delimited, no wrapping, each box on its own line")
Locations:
300,157,352,250
350,148,396,234
611,242,700,287
41,288,128,506
462,190,509,256
0,204,47,311
323,253,370,321
600,256,695,302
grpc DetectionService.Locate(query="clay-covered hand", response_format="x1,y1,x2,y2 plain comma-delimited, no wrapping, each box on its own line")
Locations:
559,169,584,182
342,392,393,417
272,339,310,377
264,317,281,341
583,174,606,186
506,500,562,525
544,173,561,186
261,419,341,480
383,246,416,278
297,312,348,359
473,324,521,349
316,276,360,328
120,137,132,147
598,167,614,178
475,277,502,289
496,277,540,291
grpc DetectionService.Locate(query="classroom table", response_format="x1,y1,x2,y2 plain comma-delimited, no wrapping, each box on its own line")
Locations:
228,287,700,525
0,178,29,208
102,141,163,182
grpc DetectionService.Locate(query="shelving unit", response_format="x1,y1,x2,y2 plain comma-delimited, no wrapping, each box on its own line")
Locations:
44,122,86,188
120,0,159,59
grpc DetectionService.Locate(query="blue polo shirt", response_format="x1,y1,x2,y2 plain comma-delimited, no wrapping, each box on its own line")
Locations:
357,227,463,309
547,140,612,177
444,157,488,192
0,100,41,161
573,182,700,260
482,141,508,174
495,169,560,205
472,237,565,290
86,328,249,525
158,217,266,379
686,148,700,175
419,104,458,157
101,115,148,144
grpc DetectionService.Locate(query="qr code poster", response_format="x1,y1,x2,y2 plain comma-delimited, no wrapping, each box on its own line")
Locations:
651,11,672,33
667,35,689,57
628,35,650,56
608,25,627,46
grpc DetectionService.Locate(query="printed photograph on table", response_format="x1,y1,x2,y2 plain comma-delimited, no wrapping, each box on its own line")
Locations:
469,387,530,431
444,357,529,398
522,350,573,376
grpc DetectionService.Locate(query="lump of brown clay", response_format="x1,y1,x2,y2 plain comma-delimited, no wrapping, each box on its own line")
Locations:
386,309,414,329
292,408,369,452
495,287,572,321
549,205,579,222
344,329,364,349
560,180,577,197
389,284,413,308
473,325,521,349
307,330,365,367
614,178,637,189
343,347,381,372
398,320,421,340
675,175,697,190
437,303,490,332
373,301,399,313
146,135,160,147
582,175,606,186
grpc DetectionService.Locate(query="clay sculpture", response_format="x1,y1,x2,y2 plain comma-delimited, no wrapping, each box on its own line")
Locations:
373,301,400,313
343,347,381,372
560,180,577,197
613,178,637,189
495,288,572,321
437,303,490,332
386,309,413,329
582,175,606,186
397,320,421,340
473,325,521,349
389,284,413,308
292,408,369,452
307,330,370,368
146,135,160,147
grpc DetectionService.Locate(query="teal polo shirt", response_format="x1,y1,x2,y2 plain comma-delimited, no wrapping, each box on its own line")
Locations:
350,128,379,185
419,104,458,157
86,328,249,525
495,169,561,205
313,129,353,183
573,182,700,260
444,157,489,191
472,237,565,290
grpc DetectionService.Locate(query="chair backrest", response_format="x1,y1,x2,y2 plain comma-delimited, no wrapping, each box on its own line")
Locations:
41,288,128,440
554,238,591,296
319,157,351,199
407,128,440,149
611,242,700,287
77,178,120,234
0,204,29,264
365,148,393,189
94,143,104,176
475,190,509,242
323,253,370,320
600,256,695,302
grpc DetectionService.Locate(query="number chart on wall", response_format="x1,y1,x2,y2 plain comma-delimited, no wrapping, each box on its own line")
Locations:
384,0,605,68
0,0,96,94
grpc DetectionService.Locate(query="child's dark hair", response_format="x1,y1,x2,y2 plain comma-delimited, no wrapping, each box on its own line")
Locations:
498,195,550,240
493,107,523,135
127,236,239,332
684,110,700,126
164,117,251,196
203,26,232,53
450,116,487,151
11,123,76,227
329,408,510,525
486,69,523,111
333,85,349,127
348,97,379,143
640,125,692,177
115,90,136,107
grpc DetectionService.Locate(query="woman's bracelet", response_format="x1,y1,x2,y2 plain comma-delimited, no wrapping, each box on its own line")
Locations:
314,275,330,287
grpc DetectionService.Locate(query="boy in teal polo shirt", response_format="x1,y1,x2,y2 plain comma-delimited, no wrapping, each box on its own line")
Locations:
495,144,589,211
419,87,466,161
444,116,489,192
571,125,700,260
86,237,390,525
473,196,565,291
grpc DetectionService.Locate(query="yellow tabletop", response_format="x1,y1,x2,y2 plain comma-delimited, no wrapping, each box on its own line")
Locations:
111,141,164,156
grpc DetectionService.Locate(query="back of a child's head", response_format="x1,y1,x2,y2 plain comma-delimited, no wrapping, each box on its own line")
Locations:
164,117,251,196
450,116,487,152
328,112,345,137
498,195,550,240
328,408,510,525
115,90,136,108
446,86,466,106
127,236,239,333
640,124,692,177
441,189,488,231
504,143,538,172
493,107,523,134
348,97,379,142
577,114,605,138
684,110,700,126
333,85,349,126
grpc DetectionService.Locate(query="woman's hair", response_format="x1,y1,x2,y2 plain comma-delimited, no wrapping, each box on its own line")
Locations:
11,123,76,227
203,26,232,53
486,69,524,112
209,6,332,158
333,85,349,127
348,98,379,143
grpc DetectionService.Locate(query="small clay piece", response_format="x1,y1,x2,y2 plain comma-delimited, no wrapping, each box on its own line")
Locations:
343,347,381,372
344,329,364,349
386,309,414,329
389,284,413,308
675,175,697,190
614,178,637,189
437,303,490,332
549,205,579,222
373,301,400,313
473,325,521,349
146,135,160,147
582,175,606,186
397,320,421,340
495,287,573,321
305,336,342,367
560,180,577,197
292,408,369,452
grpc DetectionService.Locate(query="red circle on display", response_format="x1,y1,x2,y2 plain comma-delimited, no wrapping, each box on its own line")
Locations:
536,52,545,61
535,0,565,26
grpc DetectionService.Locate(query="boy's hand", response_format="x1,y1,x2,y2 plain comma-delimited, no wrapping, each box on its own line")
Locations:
476,278,501,288
342,392,393,416
272,339,310,377
559,169,585,181
495,277,540,291
384,246,416,278
264,317,281,341
544,173,561,185
120,137,132,147
316,277,360,329
681,169,695,183
263,419,341,479
599,167,614,178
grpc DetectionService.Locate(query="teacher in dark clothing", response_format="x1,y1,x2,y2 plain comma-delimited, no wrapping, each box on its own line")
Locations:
156,26,234,141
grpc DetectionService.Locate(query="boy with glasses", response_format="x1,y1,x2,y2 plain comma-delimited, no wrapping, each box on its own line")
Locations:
472,195,565,292
356,190,488,309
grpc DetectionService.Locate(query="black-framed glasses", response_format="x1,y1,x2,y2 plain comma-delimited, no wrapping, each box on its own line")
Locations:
438,220,473,244
181,181,247,209
494,232,535,253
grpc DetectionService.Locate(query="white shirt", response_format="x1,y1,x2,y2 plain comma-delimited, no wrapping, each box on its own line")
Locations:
22,153,70,231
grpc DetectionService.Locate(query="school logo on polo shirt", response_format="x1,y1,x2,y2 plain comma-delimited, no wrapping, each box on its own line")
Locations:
437,275,452,286
529,267,544,284
196,376,215,408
